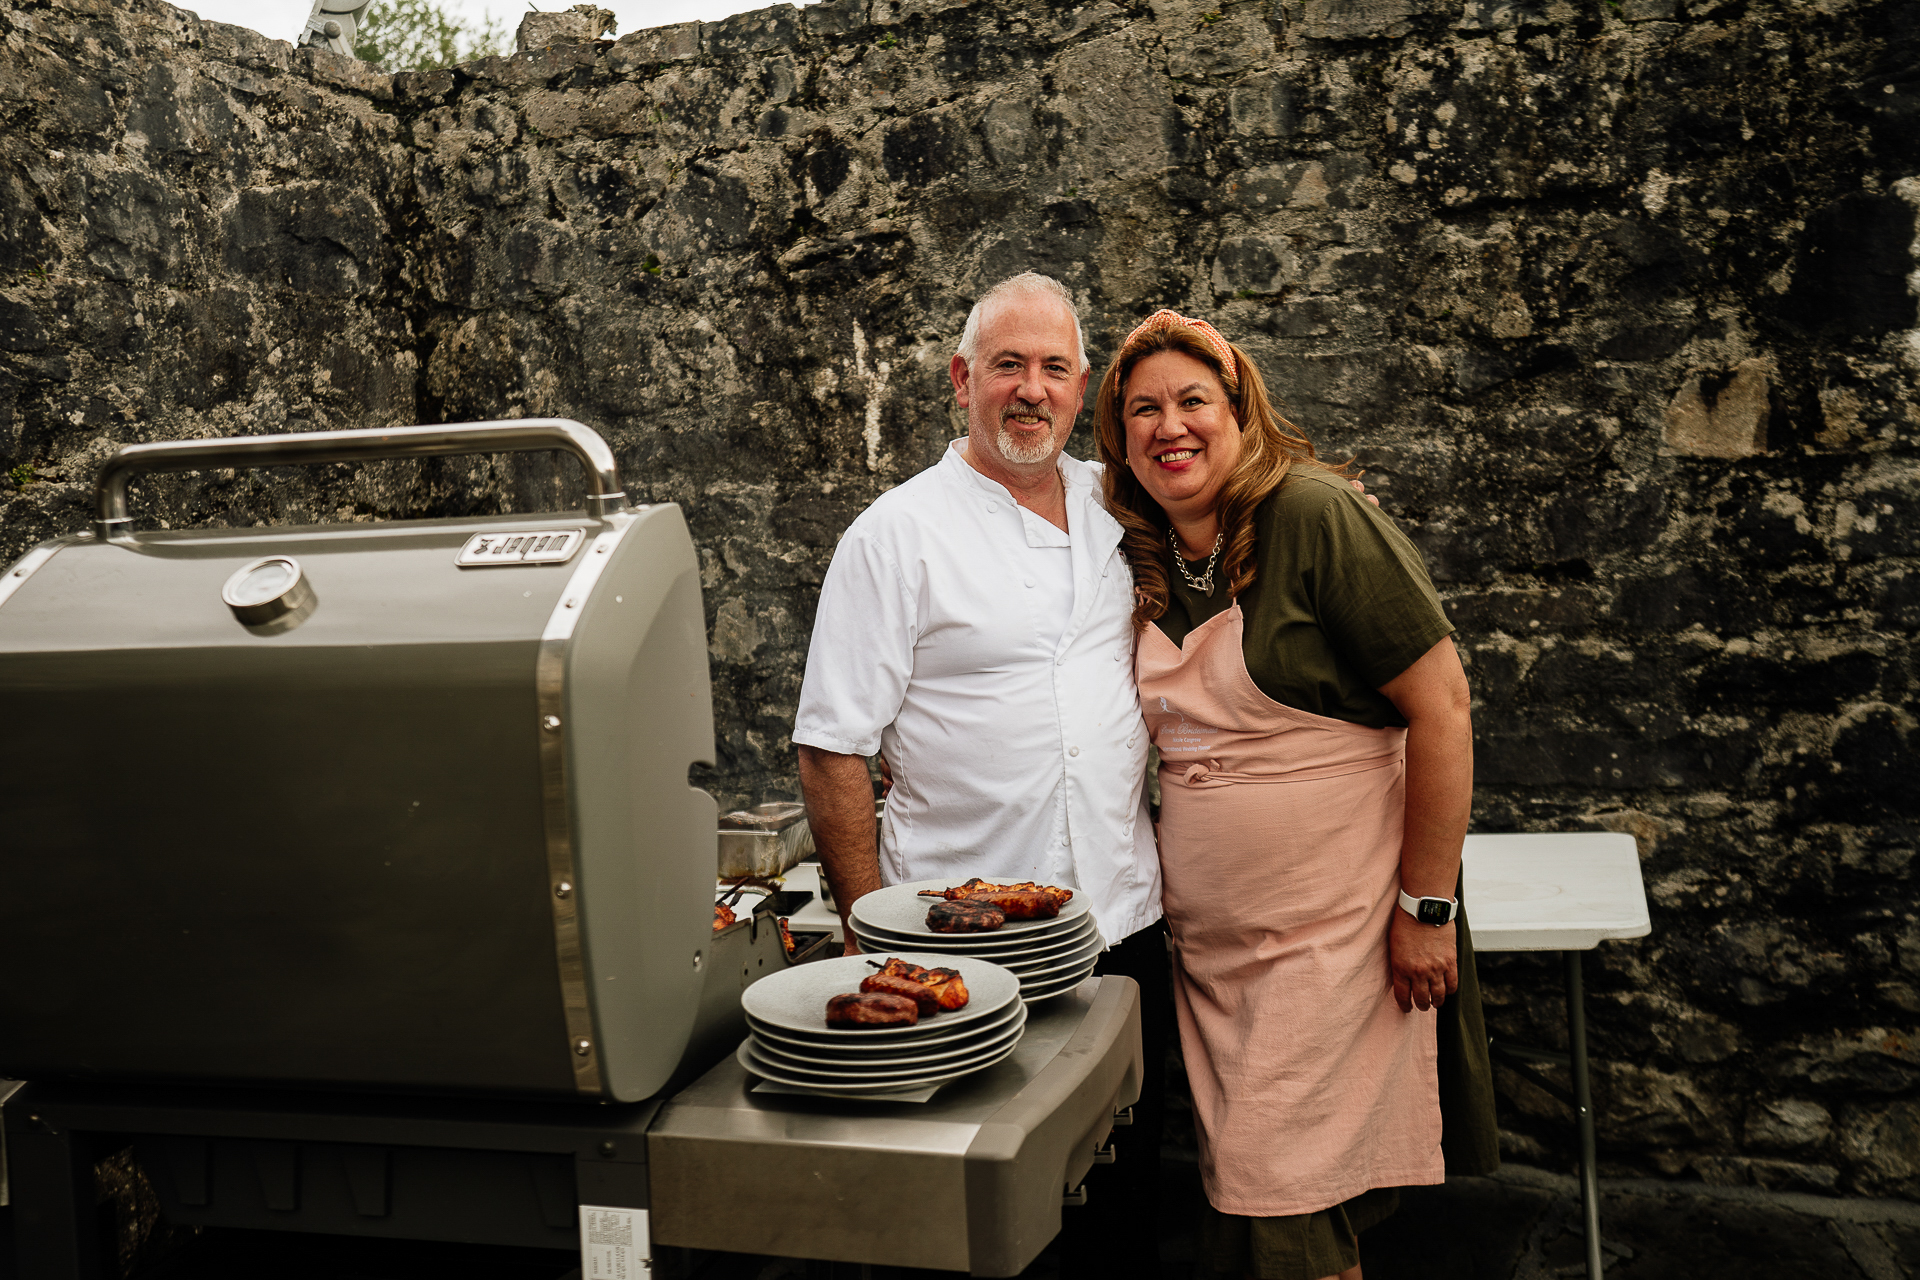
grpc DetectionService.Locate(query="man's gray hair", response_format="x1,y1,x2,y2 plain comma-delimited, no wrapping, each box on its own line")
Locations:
955,271,1090,372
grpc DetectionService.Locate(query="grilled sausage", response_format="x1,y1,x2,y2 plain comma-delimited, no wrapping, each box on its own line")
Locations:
859,972,940,1015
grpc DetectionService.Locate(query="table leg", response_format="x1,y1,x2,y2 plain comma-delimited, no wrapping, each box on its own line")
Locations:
1564,949,1604,1280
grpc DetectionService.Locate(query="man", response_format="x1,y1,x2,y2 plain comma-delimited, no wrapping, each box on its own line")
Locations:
793,270,1167,1276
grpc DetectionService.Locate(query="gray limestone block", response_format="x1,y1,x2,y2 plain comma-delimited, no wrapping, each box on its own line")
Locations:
1211,235,1299,296
1228,74,1296,138
980,97,1037,167
516,5,615,54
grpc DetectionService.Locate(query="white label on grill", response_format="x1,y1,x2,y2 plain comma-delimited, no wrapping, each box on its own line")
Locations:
456,530,583,567
580,1206,649,1277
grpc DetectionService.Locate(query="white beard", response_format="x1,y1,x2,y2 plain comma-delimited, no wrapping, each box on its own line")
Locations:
995,421,1056,465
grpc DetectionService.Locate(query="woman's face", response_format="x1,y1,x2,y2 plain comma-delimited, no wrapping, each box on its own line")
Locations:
1122,350,1243,525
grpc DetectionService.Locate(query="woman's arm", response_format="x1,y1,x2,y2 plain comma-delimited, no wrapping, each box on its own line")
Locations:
1377,634,1474,1013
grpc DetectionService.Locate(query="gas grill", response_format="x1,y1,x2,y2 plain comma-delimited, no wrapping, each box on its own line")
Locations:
0,422,1143,1279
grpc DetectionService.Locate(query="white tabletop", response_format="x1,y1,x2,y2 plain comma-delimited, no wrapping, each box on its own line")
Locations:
1461,832,1651,952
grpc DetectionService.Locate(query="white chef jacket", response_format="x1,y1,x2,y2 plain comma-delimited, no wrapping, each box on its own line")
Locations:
793,439,1162,947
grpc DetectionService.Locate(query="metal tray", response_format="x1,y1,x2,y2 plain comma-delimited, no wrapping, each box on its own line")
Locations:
717,801,816,878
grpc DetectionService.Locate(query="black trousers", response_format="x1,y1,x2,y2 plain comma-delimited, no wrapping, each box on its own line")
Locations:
1055,919,1173,1278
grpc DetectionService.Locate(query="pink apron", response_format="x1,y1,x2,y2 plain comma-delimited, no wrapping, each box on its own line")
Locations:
1138,604,1442,1216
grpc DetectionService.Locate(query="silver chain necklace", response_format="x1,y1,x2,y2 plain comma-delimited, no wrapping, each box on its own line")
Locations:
1169,526,1224,596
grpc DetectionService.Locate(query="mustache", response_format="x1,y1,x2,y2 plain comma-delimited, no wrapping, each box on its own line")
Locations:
1000,402,1053,427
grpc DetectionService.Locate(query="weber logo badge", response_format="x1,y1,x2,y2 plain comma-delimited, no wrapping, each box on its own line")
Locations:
456,530,584,567
580,1206,650,1276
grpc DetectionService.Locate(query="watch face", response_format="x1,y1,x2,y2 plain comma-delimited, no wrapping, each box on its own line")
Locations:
1416,898,1452,926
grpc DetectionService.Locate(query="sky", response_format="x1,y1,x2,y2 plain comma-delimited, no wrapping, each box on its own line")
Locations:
177,0,780,46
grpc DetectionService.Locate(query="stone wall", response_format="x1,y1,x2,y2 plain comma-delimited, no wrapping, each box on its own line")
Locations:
2,0,1917,1196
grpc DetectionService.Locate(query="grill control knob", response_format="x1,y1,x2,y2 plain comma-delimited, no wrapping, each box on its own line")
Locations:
222,557,317,631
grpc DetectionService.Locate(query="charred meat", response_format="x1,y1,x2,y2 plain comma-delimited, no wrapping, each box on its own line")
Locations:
825,991,919,1027
926,899,1007,933
919,878,1071,920
859,971,940,1015
870,958,970,1011
713,901,737,931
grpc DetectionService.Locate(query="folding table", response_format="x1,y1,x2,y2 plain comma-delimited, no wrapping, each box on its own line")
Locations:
1461,831,1652,1280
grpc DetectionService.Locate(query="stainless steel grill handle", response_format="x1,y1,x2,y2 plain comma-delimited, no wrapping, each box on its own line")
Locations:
91,419,629,541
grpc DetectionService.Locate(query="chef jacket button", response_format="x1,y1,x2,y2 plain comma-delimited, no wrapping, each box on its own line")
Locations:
986,501,998,512
1024,577,1035,588
1069,746,1080,757
1114,650,1124,660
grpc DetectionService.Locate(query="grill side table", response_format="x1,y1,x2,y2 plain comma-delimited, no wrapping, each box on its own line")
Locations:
1462,831,1651,1280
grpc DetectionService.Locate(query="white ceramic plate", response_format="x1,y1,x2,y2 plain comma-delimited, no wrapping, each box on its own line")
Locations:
1020,966,1099,1003
735,1034,1023,1095
851,913,1100,959
746,996,1025,1055
750,1008,1028,1073
1006,934,1105,980
850,877,1090,939
740,952,1019,1036
743,1035,1015,1084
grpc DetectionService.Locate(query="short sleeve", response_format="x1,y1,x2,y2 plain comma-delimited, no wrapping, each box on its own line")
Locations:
792,525,920,757
1306,487,1453,690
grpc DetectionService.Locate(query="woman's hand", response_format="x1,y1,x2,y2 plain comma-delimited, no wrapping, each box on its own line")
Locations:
1389,913,1458,1012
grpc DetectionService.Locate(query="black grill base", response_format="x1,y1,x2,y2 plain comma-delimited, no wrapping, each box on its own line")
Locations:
4,1083,660,1280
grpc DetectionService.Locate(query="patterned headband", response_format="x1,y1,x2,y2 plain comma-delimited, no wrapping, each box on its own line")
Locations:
1118,309,1238,384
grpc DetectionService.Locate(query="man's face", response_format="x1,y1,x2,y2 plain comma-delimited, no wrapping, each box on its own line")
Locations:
949,298,1089,474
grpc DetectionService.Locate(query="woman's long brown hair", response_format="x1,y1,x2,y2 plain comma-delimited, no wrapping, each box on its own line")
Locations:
1094,323,1349,632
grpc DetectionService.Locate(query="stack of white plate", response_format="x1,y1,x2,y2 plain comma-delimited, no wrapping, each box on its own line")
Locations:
737,952,1026,1097
848,879,1102,1002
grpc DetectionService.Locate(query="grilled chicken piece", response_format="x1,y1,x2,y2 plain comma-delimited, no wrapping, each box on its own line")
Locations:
919,878,1069,920
778,916,797,957
712,902,737,931
872,958,972,1011
859,972,940,1015
825,991,919,1027
926,899,1006,933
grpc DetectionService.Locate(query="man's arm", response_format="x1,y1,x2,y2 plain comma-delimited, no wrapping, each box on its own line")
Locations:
797,744,883,956
1377,635,1474,1013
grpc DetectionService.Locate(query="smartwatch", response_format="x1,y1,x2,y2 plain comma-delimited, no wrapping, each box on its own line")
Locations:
1398,889,1458,926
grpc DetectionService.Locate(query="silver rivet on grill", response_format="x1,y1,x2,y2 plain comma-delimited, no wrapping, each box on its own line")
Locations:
542,714,561,731
564,597,577,608
555,881,572,898
692,951,703,971
574,1038,592,1057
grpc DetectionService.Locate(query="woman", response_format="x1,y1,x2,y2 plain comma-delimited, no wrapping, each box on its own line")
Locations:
1096,310,1497,1280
